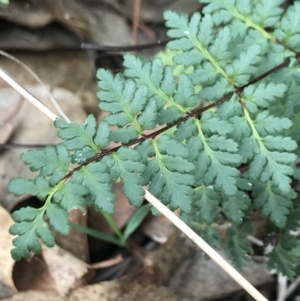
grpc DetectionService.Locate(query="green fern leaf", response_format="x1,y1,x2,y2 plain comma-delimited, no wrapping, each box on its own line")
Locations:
137,99,157,129
123,53,197,124
202,227,222,250
249,152,296,193
226,45,262,86
285,208,300,231
10,208,55,260
21,144,71,185
164,11,235,94
12,207,41,222
183,112,242,195
267,232,298,279
194,187,220,224
103,147,145,207
158,134,189,157
142,136,195,212
275,2,300,51
201,111,234,135
94,121,111,149
254,111,293,135
174,74,198,109
72,162,116,214
97,69,152,140
222,191,250,224
123,54,176,110
225,222,254,271
181,212,221,250
10,222,43,260
53,182,88,213
243,83,287,114
9,177,51,199
263,136,297,152
55,115,99,151
253,182,296,228
111,127,140,144
46,203,69,235
254,0,284,27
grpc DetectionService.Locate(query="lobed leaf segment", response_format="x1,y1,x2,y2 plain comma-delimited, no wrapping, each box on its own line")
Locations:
9,0,300,278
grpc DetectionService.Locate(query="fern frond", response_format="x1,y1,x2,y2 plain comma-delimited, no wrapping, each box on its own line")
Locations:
7,0,300,279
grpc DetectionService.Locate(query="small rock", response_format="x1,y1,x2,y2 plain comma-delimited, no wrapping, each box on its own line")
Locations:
168,251,274,301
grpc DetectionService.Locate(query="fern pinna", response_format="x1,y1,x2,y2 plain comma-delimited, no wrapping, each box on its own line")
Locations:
9,0,300,278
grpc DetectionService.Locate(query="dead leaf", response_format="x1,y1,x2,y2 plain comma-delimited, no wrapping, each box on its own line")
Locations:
13,245,89,296
0,206,17,296
55,209,89,263
69,230,195,301
13,255,54,292
89,254,123,269
42,245,89,294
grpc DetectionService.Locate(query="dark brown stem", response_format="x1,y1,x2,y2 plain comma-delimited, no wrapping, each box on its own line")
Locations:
63,53,298,181
3,53,299,177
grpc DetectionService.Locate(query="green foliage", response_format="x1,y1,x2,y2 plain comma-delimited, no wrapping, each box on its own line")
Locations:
225,221,255,271
122,204,151,241
267,232,300,279
8,0,300,279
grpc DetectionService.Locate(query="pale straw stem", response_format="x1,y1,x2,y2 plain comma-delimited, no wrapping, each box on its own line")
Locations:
143,188,269,301
0,68,58,121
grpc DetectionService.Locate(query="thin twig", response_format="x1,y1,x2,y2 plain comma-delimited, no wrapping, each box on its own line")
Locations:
132,0,142,45
89,254,123,269
0,50,70,122
101,0,155,39
247,235,264,247
137,19,156,39
143,189,268,301
0,143,52,149
81,40,169,52
0,69,59,121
